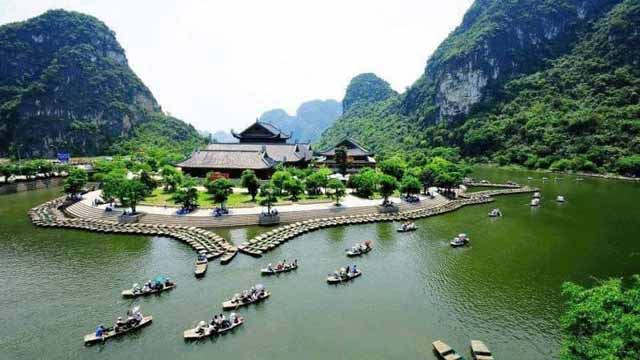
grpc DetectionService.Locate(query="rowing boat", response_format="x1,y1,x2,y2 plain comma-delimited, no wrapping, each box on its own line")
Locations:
222,292,270,310
183,317,245,340
327,270,362,284
83,316,152,345
195,259,208,278
261,264,298,275
471,340,494,360
121,284,176,298
432,340,463,360
397,224,417,232
345,246,372,257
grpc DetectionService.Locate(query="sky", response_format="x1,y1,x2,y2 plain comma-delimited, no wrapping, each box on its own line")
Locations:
0,0,473,133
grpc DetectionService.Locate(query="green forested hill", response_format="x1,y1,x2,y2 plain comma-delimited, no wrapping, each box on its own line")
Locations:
0,10,203,158
319,0,640,175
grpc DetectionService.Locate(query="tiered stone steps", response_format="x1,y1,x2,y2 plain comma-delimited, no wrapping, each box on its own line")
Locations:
30,197,238,264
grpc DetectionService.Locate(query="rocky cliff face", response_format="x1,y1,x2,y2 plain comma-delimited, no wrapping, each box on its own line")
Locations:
259,99,342,143
319,0,639,173
0,10,198,157
401,0,620,124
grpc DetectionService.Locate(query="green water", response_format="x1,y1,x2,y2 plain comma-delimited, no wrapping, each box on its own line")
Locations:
1,168,639,360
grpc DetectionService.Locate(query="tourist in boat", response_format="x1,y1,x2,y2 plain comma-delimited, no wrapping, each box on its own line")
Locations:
134,310,143,324
267,263,273,272
196,321,208,335
164,277,173,287
210,315,218,326
197,253,207,262
132,283,141,294
114,317,125,332
229,312,238,324
352,265,357,274
95,324,106,338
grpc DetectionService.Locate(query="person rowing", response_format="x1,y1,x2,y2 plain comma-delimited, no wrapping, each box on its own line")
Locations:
95,324,107,338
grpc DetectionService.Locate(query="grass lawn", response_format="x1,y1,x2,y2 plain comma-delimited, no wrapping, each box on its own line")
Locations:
141,188,332,209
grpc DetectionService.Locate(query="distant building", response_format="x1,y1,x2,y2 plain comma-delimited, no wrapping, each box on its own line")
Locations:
178,121,312,178
315,138,376,173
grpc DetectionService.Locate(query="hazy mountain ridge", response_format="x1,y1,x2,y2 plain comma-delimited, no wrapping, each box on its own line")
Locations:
259,99,342,143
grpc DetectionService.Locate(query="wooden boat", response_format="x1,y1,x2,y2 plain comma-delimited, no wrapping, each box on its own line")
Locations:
556,195,566,203
83,316,152,345
471,340,494,360
450,233,470,247
195,259,208,278
327,270,362,284
530,198,540,207
121,284,176,298
432,340,463,360
222,291,270,310
488,208,502,217
397,223,417,232
345,244,372,257
220,250,237,265
261,263,298,275
183,317,245,340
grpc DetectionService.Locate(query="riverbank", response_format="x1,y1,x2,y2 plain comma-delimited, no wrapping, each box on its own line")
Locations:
0,176,65,195
475,163,640,182
29,184,535,263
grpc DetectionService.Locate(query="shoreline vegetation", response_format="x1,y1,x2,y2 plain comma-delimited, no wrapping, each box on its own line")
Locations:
475,163,640,182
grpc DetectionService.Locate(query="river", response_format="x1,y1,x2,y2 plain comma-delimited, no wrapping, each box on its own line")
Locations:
1,168,639,359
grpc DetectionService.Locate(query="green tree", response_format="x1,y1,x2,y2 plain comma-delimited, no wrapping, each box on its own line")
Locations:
240,169,260,201
259,182,278,213
116,179,148,213
0,163,15,182
349,168,379,198
271,170,292,195
138,170,157,196
400,175,421,197
327,178,346,206
561,276,640,360
172,179,199,211
378,174,398,205
208,178,234,209
617,155,640,177
283,177,304,201
379,156,406,180
160,165,183,193
63,168,88,199
19,161,37,180
334,146,349,175
419,165,436,194
305,172,324,196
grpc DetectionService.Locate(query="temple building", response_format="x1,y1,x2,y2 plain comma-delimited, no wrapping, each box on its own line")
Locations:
315,138,376,173
178,121,312,178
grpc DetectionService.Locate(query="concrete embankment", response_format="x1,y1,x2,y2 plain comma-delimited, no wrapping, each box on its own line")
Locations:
0,177,65,195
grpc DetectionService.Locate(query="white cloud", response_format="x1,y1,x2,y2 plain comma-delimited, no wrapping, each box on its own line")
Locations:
0,0,473,132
